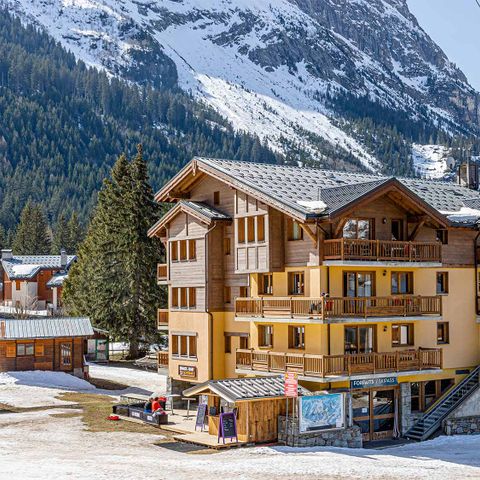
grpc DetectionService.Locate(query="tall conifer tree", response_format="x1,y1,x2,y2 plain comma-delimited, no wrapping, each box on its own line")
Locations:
12,201,51,254
63,146,161,358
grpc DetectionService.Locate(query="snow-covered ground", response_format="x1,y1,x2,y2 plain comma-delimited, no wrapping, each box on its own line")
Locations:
412,144,455,179
1,366,480,479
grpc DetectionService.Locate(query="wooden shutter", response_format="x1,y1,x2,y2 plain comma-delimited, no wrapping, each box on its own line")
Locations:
6,343,16,358
35,343,45,357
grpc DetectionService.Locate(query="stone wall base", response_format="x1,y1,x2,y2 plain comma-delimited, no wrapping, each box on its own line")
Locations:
444,416,480,436
278,416,362,448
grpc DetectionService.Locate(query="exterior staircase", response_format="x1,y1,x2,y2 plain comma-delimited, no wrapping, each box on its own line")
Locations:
405,366,480,441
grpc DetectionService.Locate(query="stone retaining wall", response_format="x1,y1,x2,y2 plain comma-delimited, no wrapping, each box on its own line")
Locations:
278,416,362,448
443,416,480,436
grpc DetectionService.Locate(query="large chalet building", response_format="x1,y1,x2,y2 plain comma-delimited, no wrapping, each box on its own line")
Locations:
149,157,480,442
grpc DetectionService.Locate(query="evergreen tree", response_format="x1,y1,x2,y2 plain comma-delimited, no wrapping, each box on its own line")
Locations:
63,146,162,358
0,224,5,250
51,213,69,254
12,201,51,254
66,212,84,253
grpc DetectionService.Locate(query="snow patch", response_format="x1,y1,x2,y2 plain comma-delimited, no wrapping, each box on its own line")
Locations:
412,144,454,179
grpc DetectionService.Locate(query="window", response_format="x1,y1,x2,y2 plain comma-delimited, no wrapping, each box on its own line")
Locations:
224,336,232,354
392,324,414,346
436,229,448,245
224,286,231,304
15,280,21,290
171,242,178,262
237,218,245,243
288,326,305,349
288,272,304,295
436,272,449,294
180,288,188,308
224,237,231,255
343,218,373,239
258,325,273,347
171,287,178,308
16,343,34,356
171,334,197,359
60,343,72,366
257,216,265,242
188,240,196,260
179,240,187,261
287,218,303,241
240,336,249,349
260,273,273,295
188,288,197,309
345,326,375,354
239,286,248,297
391,219,404,241
391,272,413,295
213,191,220,205
437,322,449,344
411,379,454,412
247,216,255,243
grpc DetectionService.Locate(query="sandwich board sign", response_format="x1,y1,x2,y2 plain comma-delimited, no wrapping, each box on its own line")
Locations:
284,372,298,398
195,403,207,432
218,412,238,444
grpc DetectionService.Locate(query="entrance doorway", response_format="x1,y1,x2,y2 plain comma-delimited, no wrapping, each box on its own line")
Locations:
352,388,398,442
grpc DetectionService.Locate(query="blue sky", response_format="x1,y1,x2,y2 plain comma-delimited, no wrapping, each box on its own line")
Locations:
407,0,480,90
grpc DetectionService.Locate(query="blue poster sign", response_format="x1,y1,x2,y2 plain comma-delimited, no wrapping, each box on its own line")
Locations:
299,394,345,433
350,377,398,390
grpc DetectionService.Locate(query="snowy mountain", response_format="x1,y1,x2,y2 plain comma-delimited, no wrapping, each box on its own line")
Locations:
3,0,480,174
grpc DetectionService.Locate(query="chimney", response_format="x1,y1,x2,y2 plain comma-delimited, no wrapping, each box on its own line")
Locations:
1,249,12,260
458,160,480,190
60,249,67,269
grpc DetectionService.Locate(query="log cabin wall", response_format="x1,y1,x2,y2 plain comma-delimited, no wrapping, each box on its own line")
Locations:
0,337,85,372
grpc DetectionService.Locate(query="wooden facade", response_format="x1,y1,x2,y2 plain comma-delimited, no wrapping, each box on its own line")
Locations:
0,337,85,373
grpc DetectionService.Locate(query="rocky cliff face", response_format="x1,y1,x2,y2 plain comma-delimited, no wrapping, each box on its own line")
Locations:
3,0,479,174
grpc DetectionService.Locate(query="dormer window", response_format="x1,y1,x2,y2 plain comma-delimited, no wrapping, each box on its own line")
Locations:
287,219,303,241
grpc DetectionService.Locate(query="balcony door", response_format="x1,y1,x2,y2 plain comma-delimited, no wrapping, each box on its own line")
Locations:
344,325,375,354
343,272,375,316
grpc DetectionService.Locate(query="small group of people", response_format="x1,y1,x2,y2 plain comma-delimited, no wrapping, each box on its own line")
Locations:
144,396,167,416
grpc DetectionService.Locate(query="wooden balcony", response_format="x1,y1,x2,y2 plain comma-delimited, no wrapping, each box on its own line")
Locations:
235,295,442,320
157,309,168,330
157,263,168,283
323,238,441,263
158,351,169,368
236,348,442,378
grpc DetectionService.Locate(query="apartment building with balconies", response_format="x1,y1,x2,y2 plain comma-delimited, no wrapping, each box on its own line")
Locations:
148,157,480,441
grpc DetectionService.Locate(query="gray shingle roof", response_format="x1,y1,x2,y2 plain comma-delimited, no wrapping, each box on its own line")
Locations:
0,317,93,340
183,375,309,403
46,272,69,288
196,158,480,224
1,255,76,280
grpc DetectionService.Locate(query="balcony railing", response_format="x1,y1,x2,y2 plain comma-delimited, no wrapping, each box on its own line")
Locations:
235,295,442,320
157,309,169,329
157,263,168,282
323,238,442,263
158,351,169,368
236,348,442,378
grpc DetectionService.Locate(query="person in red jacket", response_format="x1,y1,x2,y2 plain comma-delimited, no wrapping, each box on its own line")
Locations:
151,397,160,412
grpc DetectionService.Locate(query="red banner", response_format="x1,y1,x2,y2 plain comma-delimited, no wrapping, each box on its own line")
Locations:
284,372,298,397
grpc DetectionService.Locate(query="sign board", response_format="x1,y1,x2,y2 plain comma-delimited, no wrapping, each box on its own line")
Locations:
178,365,197,379
195,403,207,432
218,412,238,444
299,394,345,433
350,377,398,390
284,372,298,398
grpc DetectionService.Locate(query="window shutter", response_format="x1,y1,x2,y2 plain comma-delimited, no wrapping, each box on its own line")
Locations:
35,344,45,357
6,343,16,358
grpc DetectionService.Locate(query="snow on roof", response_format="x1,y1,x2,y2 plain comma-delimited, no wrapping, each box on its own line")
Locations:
11,264,41,278
1,255,76,280
296,200,327,213
46,272,69,288
439,207,480,226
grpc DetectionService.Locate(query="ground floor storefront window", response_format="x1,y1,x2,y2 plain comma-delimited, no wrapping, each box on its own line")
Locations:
352,387,397,442
410,379,454,412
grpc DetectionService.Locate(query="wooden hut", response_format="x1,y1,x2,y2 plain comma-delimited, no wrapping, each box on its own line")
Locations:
183,376,308,444
0,316,93,376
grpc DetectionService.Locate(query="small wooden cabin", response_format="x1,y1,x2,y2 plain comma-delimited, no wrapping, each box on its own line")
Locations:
183,376,307,443
0,317,93,376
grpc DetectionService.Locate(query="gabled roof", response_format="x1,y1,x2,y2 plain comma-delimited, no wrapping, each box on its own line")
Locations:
148,200,231,238
154,158,480,227
183,375,309,403
1,255,76,280
0,317,93,340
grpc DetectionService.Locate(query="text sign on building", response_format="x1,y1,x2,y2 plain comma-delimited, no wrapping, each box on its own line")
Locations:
178,365,197,379
284,372,298,397
350,377,398,390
